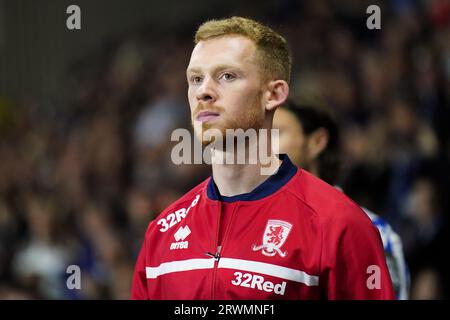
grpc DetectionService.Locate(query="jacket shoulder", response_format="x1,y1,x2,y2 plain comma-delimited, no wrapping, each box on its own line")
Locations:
155,177,209,220
144,177,209,237
287,169,373,228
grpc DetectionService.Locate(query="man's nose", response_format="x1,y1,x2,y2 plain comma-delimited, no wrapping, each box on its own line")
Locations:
196,77,217,104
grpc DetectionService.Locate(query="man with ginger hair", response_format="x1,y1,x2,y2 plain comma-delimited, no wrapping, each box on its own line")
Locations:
131,16,394,300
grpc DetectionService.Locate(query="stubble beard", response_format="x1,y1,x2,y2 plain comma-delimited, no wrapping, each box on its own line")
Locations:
192,95,265,148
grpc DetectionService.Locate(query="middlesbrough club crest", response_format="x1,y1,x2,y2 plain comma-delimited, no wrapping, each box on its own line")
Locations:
252,219,292,257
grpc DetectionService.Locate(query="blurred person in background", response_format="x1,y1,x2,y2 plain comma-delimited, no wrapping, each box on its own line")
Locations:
273,100,410,299
12,195,72,299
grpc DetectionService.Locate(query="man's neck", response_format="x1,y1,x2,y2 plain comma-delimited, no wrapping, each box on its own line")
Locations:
211,152,282,197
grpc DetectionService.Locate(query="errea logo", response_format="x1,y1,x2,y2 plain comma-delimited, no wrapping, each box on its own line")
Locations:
170,225,191,250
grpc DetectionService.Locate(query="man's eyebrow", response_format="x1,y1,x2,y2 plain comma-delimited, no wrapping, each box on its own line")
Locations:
186,67,202,74
186,64,242,75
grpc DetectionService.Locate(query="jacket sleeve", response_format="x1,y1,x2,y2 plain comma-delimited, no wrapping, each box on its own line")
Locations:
131,227,150,300
320,204,395,300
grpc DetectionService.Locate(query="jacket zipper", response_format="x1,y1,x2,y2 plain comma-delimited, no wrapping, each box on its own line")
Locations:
208,201,222,300
205,202,239,299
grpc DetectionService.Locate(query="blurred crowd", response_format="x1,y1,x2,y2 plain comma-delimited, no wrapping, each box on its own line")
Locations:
0,0,449,299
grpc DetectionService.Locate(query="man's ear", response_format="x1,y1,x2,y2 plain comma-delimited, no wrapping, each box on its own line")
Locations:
264,80,289,112
308,128,329,159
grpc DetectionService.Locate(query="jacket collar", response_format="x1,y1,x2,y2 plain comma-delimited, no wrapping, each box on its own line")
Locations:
206,154,297,203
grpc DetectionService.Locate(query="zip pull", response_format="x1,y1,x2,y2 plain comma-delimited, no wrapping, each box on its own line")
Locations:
205,251,221,261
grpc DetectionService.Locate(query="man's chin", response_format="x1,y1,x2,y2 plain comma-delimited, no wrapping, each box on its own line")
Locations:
200,137,216,147
192,122,222,146
195,129,225,147
193,120,264,147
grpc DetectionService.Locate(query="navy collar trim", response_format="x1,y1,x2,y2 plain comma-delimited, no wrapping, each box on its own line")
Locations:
206,154,298,203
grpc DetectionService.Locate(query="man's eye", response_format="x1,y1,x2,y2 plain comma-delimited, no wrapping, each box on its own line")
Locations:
191,76,202,84
220,73,236,81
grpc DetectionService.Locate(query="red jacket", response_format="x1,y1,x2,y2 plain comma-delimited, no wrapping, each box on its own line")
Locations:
131,155,394,299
